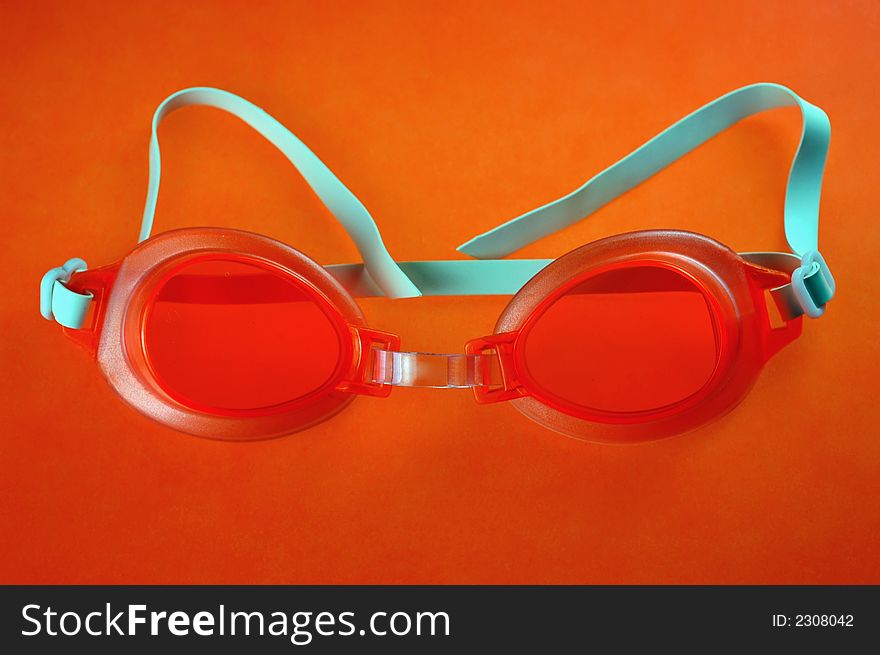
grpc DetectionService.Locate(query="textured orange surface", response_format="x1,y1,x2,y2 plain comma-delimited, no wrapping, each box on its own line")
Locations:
2,0,878,583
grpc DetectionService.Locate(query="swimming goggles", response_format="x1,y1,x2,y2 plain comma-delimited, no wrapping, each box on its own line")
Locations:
40,83,834,443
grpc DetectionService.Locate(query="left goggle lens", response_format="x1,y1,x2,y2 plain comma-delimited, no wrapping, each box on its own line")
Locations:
142,256,347,414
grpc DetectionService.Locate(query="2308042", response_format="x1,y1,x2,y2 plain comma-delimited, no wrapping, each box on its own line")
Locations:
796,615,854,627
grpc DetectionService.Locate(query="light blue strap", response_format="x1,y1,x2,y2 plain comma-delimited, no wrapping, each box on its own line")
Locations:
458,83,830,259
327,259,553,296
42,84,834,328
142,87,420,298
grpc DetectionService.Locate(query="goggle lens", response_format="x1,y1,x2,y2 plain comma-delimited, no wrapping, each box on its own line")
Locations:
143,257,345,414
521,265,719,414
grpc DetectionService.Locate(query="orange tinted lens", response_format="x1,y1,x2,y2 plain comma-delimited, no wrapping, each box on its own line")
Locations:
521,265,719,413
143,257,345,413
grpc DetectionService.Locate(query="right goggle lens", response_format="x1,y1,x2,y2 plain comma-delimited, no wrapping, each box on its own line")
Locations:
519,264,720,415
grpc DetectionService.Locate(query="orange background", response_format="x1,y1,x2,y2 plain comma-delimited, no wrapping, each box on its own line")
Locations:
2,0,878,584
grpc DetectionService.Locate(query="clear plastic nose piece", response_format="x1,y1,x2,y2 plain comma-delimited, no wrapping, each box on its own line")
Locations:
371,350,501,389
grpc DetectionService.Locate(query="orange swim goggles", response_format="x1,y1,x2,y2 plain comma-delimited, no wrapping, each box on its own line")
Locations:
40,83,835,443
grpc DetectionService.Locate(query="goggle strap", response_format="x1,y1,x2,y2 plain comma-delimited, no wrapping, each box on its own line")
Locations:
327,259,553,297
140,87,421,299
456,83,831,262
42,85,835,327
43,252,817,331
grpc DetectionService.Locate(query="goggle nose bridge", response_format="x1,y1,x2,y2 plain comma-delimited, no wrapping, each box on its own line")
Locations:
369,349,503,390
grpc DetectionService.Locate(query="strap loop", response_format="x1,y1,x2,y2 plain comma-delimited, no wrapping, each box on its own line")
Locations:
40,258,92,329
791,251,835,318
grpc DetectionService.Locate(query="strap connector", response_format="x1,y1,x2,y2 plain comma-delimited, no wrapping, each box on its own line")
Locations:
40,258,93,329
791,251,835,318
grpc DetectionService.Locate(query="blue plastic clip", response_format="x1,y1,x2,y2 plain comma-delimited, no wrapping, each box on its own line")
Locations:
40,258,93,329
791,251,835,318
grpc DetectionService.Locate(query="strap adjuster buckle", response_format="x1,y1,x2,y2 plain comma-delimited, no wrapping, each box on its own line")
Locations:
40,258,93,329
791,250,835,318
